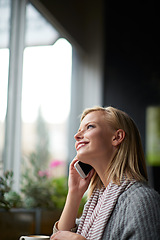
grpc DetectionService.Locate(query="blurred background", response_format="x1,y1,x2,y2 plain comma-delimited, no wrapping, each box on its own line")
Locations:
0,0,160,238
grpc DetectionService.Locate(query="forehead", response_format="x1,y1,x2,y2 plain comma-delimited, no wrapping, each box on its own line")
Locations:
80,111,106,126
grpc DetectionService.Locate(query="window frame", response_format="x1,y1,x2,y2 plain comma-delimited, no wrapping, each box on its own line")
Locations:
3,0,103,192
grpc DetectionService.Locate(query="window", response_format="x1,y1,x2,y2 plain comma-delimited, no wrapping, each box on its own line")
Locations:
22,38,72,177
1,0,102,191
1,1,72,190
21,3,72,178
0,0,10,173
0,49,9,173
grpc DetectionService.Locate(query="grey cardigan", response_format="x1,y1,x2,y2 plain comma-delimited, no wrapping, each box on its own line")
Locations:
101,182,160,240
53,182,160,239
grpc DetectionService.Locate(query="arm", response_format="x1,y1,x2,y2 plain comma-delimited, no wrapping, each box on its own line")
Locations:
55,157,94,231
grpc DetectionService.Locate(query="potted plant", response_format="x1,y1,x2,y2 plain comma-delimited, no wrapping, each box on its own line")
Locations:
0,171,22,209
0,159,86,239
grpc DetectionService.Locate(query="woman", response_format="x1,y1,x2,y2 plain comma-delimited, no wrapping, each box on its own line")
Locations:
51,106,160,240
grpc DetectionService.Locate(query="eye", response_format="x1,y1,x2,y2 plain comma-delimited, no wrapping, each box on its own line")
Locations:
87,124,95,130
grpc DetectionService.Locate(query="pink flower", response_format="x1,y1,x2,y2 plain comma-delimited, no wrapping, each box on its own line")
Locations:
38,170,49,177
50,160,63,168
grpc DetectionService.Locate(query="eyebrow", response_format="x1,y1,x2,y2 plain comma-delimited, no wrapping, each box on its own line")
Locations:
78,121,97,131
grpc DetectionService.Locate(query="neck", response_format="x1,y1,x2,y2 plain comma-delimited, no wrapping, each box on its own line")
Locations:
93,163,110,188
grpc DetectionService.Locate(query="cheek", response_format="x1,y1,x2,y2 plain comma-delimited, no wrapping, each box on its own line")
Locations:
91,133,107,148
96,133,112,150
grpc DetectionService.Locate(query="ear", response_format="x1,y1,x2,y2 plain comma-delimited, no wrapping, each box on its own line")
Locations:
112,129,125,147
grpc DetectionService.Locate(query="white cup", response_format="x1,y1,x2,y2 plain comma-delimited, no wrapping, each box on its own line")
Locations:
19,235,50,240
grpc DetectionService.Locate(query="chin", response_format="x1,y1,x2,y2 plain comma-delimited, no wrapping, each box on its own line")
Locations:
77,152,92,164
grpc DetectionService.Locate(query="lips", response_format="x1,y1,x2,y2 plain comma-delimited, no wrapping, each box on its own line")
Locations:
76,141,89,151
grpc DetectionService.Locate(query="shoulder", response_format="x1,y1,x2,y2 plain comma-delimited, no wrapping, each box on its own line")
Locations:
119,181,160,209
121,180,160,200
102,182,160,240
118,181,160,220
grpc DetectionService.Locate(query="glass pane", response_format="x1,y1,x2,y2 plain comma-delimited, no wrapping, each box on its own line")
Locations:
0,0,11,48
25,3,60,47
22,38,72,176
21,3,72,178
0,0,10,173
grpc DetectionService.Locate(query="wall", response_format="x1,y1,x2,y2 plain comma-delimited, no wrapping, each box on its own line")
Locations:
104,1,160,192
31,0,104,54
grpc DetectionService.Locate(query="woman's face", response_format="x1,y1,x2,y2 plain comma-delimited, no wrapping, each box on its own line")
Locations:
74,111,115,167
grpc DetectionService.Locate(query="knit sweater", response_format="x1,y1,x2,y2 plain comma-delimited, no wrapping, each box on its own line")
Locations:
53,182,160,239
101,182,160,240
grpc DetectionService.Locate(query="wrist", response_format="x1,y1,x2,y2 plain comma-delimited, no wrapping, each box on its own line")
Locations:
53,221,78,233
67,190,83,205
68,189,83,202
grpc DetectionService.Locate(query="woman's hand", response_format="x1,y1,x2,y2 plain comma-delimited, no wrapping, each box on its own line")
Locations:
68,157,94,198
50,231,86,240
54,157,94,232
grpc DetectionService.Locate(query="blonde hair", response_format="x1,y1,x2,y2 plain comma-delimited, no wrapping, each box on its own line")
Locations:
81,106,148,197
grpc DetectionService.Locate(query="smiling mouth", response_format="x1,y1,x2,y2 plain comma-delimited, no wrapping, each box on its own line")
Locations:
76,142,88,151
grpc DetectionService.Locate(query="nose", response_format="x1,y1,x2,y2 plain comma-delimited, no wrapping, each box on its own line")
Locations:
74,130,84,141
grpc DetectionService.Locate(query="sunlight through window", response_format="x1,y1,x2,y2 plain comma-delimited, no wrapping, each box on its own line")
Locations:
22,39,72,124
22,39,72,176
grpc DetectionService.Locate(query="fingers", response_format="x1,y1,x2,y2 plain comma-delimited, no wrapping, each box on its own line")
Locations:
50,231,79,240
70,156,78,168
84,168,95,184
50,231,61,239
87,168,95,179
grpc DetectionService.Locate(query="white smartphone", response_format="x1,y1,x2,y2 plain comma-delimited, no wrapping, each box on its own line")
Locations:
74,161,93,178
